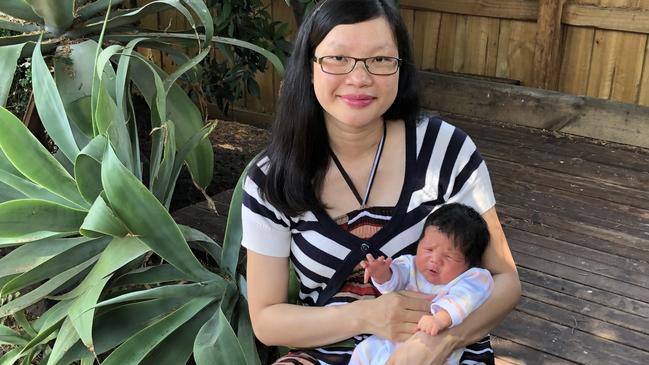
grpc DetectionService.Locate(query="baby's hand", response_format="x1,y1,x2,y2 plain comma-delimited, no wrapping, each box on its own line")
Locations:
360,254,393,284
417,314,443,336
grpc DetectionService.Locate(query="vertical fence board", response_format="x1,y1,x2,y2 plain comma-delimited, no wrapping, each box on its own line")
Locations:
452,15,469,72
559,26,594,96
532,0,567,89
436,13,458,72
465,16,500,75
496,20,537,85
638,40,649,106
610,32,646,103
413,10,442,71
587,29,645,103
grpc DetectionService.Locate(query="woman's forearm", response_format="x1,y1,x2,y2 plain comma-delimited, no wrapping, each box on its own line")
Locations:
253,299,368,347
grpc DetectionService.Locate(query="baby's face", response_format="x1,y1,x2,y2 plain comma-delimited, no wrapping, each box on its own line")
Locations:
415,226,469,285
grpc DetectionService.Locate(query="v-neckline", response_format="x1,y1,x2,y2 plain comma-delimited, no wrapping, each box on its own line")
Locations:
314,120,416,251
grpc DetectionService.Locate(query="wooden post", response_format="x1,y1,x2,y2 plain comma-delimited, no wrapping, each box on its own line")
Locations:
532,0,567,90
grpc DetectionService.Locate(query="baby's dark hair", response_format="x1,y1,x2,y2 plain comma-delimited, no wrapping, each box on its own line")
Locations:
422,203,490,267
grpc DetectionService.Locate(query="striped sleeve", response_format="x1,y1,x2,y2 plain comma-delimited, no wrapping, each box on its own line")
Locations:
407,118,496,216
444,129,496,215
240,159,292,257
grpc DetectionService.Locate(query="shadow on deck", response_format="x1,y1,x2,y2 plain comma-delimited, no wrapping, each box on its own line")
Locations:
174,115,649,365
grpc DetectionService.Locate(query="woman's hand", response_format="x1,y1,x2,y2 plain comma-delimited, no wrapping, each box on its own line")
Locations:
367,291,432,342
385,331,456,365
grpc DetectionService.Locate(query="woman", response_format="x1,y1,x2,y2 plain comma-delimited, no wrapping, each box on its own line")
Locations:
241,0,521,364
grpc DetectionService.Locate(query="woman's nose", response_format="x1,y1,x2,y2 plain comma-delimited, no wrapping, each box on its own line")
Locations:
345,63,372,85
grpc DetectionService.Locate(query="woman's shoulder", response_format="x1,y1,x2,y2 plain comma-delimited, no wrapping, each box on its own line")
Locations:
412,111,468,138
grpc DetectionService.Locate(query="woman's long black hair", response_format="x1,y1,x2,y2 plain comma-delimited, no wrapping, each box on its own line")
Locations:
261,0,420,217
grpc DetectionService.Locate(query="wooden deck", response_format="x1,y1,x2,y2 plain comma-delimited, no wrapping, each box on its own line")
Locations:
449,115,649,365
174,116,649,364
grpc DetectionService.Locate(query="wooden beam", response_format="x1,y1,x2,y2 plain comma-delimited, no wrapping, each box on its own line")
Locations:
399,0,538,21
563,4,649,34
532,0,567,89
399,1,649,35
419,71,649,149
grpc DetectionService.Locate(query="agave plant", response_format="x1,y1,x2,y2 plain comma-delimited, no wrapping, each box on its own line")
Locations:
0,1,283,364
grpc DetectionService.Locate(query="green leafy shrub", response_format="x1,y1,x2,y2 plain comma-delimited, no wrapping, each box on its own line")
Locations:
201,0,292,114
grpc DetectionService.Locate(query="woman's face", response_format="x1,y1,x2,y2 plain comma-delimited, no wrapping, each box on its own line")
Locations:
312,17,400,129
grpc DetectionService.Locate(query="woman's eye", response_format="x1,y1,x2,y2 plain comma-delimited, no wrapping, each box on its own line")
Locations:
374,57,387,62
332,56,347,62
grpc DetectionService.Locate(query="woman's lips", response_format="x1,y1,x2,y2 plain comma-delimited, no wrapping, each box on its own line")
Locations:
339,94,374,108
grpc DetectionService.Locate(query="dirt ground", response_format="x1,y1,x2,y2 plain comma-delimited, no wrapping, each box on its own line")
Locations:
169,119,271,212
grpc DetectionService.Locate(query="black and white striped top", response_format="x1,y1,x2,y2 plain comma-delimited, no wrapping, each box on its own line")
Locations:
242,116,495,307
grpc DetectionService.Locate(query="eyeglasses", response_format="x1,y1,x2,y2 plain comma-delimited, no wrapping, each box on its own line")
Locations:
313,55,402,75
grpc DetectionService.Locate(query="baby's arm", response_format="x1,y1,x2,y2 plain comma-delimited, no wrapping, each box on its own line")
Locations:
416,310,452,336
360,253,393,284
430,268,495,327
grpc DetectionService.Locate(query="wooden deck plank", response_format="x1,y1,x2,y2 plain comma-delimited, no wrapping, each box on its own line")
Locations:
521,281,649,336
499,203,649,262
492,335,576,364
493,310,648,364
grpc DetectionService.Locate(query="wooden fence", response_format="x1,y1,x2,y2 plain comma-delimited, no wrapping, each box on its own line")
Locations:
137,0,649,116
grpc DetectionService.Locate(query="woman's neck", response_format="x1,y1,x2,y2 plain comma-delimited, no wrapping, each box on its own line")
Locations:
326,117,385,160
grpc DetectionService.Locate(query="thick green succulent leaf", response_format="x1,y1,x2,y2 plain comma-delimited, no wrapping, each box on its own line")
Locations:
101,297,215,365
0,347,23,365
140,302,218,365
151,121,176,205
221,162,250,278
47,317,80,365
79,194,129,238
0,236,92,279
113,264,192,288
0,1,42,23
128,56,214,189
107,33,285,75
163,120,217,208
25,0,73,33
0,18,39,33
77,0,125,20
0,237,110,298
0,257,96,317
0,232,68,248
179,224,222,265
17,316,61,356
74,135,107,204
95,82,134,172
59,296,197,363
101,146,216,281
0,199,86,237
183,0,213,46
0,107,87,208
164,46,211,93
194,306,247,365
32,40,80,163
0,324,29,346
68,275,110,352
32,298,73,332
0,43,25,107
0,170,84,209
96,280,224,309
54,41,97,138
0,180,27,203
237,296,262,365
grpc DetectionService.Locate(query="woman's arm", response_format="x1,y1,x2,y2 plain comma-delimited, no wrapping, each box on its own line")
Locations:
247,250,432,347
387,207,521,364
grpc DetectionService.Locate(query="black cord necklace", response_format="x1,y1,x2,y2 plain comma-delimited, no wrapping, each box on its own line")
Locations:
329,119,387,209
